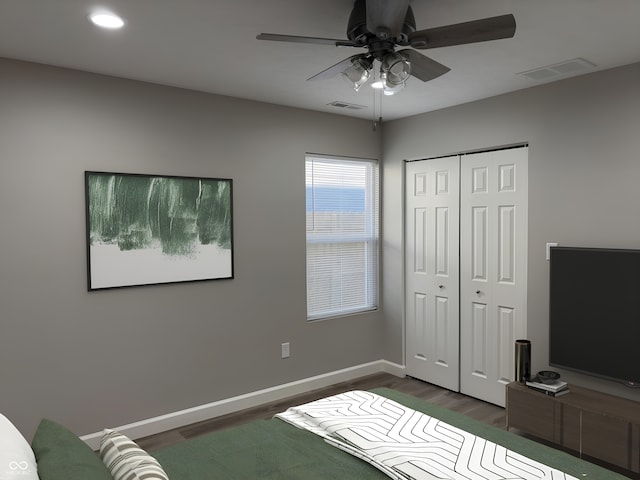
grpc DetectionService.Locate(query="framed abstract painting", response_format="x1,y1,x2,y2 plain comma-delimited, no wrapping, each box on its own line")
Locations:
85,171,233,290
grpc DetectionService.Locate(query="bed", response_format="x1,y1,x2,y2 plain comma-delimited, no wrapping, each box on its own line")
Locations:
154,388,631,479
4,388,631,480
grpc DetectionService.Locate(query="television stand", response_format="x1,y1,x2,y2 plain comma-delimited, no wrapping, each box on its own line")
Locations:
506,381,640,474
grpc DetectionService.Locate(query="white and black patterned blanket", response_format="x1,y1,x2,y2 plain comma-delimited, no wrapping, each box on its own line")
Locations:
275,390,578,480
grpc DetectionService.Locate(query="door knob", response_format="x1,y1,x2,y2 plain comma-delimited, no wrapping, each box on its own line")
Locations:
475,290,482,296
438,284,444,289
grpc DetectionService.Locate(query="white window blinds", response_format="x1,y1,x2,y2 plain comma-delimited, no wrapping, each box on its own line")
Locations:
305,154,379,320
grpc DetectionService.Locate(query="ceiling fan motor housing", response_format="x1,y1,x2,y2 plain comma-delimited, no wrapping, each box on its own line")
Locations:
347,0,416,49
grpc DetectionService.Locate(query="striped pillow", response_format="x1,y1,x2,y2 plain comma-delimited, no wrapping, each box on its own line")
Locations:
99,429,169,480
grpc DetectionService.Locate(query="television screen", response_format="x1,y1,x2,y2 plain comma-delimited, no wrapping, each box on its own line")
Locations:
549,246,640,386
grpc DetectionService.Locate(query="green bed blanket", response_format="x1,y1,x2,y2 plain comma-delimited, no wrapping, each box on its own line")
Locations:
151,388,630,479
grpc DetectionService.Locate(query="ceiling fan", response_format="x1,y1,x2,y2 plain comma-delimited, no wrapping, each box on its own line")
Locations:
257,0,516,95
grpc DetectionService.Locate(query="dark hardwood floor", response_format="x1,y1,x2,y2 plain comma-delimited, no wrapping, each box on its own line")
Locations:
136,372,506,452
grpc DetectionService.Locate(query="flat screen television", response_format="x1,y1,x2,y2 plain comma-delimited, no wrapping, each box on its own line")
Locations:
549,246,640,387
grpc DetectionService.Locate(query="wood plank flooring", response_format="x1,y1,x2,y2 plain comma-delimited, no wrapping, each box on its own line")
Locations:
136,372,506,452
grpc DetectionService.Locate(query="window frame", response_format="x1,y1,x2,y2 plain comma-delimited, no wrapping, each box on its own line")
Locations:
305,153,380,321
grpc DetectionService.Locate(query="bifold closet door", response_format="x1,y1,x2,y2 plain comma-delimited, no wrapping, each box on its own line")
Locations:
459,147,528,407
405,146,528,406
405,156,460,391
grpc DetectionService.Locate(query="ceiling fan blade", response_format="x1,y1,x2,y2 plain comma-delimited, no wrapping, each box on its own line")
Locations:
397,50,450,82
257,33,357,47
409,14,516,49
365,0,410,38
307,55,370,81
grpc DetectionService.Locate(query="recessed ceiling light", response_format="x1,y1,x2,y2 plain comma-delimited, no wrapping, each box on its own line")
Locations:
89,12,125,29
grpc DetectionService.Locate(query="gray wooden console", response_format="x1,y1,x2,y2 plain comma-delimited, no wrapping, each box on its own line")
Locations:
506,381,640,474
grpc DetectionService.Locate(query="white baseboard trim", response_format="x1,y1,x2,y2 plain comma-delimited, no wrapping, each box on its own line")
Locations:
81,359,404,450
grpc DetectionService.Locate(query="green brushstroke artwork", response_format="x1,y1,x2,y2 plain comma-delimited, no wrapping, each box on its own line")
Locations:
86,172,233,289
88,173,232,256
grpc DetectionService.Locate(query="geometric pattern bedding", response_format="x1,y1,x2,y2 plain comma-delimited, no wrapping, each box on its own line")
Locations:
275,390,579,480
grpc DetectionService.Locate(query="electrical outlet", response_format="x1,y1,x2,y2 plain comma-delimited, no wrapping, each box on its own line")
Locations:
281,342,290,359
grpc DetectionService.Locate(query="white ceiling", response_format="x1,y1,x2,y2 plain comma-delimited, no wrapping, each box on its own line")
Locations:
2,1,640,121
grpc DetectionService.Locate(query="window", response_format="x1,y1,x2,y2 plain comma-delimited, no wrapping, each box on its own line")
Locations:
305,154,379,320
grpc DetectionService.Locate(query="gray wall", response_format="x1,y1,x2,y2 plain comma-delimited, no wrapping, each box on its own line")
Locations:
0,58,383,439
382,62,640,401
4,55,640,441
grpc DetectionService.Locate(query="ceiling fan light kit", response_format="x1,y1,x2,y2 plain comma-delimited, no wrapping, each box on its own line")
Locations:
380,72,404,95
341,57,373,91
380,51,411,93
341,52,409,95
257,0,516,95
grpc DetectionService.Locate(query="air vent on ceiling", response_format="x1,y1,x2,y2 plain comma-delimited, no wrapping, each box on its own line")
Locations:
517,58,597,82
327,101,367,110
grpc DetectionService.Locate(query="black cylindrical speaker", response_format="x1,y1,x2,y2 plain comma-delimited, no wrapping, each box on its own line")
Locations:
515,339,531,383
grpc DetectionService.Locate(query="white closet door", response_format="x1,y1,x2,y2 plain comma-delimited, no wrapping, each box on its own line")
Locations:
459,147,528,406
405,157,460,391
